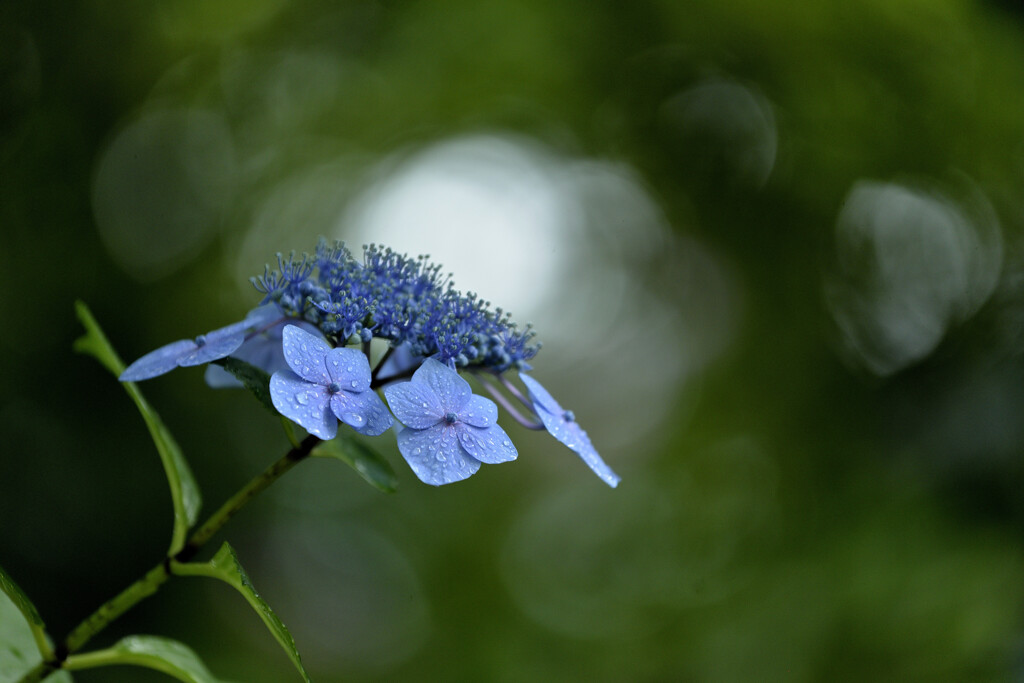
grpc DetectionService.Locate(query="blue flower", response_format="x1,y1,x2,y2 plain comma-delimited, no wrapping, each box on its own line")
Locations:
120,305,282,382
269,324,392,440
519,374,620,488
384,359,517,485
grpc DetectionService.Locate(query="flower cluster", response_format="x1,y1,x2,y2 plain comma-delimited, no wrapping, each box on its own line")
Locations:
253,241,539,372
120,241,619,488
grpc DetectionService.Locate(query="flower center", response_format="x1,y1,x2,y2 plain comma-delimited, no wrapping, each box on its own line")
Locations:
563,410,575,423
444,412,459,425
194,334,207,347
327,382,343,394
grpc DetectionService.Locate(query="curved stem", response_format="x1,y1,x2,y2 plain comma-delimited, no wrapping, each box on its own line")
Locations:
175,434,320,563
52,434,321,663
471,373,545,430
371,366,416,389
63,563,171,653
495,372,534,411
370,346,395,383
14,661,56,683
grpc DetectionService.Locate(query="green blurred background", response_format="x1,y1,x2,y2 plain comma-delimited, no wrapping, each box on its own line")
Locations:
4,0,1024,680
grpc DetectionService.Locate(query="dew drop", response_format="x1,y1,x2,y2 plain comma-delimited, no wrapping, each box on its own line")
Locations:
344,412,365,426
301,344,308,352
350,380,358,388
296,394,310,406
502,440,510,447
413,447,421,455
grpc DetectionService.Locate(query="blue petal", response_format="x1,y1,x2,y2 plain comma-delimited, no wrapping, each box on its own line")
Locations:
459,394,498,428
330,389,393,436
535,405,620,488
412,358,471,412
281,325,332,385
269,370,337,440
178,328,245,366
396,424,480,486
242,303,284,329
324,347,372,393
522,374,620,487
519,373,563,416
384,381,444,429
204,363,239,388
376,343,422,379
204,326,290,389
120,339,196,381
457,423,517,464
575,439,620,488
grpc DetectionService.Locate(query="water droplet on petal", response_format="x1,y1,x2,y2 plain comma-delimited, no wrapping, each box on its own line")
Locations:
296,393,310,405
350,380,358,388
502,440,510,447
301,344,308,352
344,412,365,426
413,447,421,455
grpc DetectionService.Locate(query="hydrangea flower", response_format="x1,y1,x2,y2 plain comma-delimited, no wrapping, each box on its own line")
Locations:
254,241,540,371
384,359,517,485
121,305,282,382
519,374,620,488
270,325,392,440
118,240,618,490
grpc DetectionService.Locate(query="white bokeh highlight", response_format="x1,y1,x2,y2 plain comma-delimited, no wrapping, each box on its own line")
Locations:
828,181,1002,375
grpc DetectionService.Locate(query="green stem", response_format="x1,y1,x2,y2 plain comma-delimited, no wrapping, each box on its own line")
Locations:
63,562,170,653
175,434,319,563
50,434,320,663
62,649,123,670
14,661,56,683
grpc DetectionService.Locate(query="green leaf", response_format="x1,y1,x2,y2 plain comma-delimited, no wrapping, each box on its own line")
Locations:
312,434,398,493
210,357,276,414
64,636,228,683
0,564,50,660
73,301,202,555
172,544,310,682
0,580,71,683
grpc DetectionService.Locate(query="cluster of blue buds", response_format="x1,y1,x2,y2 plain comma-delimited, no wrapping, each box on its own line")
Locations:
120,241,619,487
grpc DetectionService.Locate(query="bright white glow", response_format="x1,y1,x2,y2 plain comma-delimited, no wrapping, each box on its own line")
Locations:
334,134,737,454
236,132,736,467
339,136,571,318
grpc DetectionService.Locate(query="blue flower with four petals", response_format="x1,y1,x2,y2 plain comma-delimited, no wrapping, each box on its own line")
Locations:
385,359,517,485
269,325,393,440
